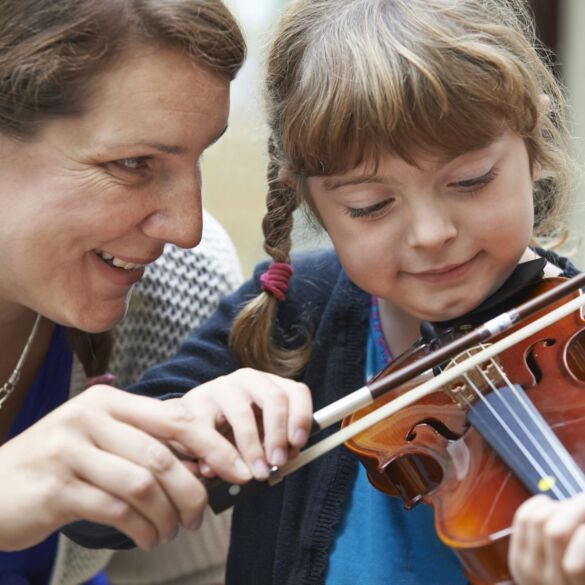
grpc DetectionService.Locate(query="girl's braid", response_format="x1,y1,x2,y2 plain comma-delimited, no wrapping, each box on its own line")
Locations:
229,137,311,377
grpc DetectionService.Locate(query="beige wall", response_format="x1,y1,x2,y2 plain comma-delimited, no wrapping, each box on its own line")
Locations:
561,0,585,267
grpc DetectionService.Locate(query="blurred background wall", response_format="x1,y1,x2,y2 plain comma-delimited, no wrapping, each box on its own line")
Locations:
202,0,585,276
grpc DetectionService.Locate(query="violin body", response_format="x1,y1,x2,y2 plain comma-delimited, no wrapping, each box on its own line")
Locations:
344,279,585,585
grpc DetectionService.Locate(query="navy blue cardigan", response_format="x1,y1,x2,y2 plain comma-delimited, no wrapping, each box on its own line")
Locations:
64,248,578,585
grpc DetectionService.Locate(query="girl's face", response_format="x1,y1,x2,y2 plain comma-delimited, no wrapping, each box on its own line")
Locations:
0,47,229,332
307,131,535,323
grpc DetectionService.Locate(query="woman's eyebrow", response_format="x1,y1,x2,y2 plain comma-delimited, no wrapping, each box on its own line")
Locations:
95,126,228,156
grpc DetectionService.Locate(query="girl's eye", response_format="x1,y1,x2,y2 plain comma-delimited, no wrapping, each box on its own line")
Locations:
344,198,393,219
453,167,498,192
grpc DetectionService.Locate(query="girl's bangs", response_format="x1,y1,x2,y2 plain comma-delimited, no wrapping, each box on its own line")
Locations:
283,67,538,177
277,4,540,177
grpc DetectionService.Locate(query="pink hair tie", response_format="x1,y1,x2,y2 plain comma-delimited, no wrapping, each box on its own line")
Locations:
84,373,116,389
260,262,293,301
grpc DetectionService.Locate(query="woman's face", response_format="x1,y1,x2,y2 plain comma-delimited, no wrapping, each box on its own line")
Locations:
0,46,229,331
307,131,535,324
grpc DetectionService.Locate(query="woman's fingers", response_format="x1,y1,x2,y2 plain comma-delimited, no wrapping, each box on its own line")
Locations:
59,479,158,551
86,417,208,532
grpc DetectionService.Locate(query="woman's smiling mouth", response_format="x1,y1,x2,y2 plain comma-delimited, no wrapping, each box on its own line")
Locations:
92,249,156,287
95,249,149,271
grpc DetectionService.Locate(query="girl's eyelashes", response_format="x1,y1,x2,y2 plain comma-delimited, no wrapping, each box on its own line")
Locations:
344,198,393,219
452,167,498,193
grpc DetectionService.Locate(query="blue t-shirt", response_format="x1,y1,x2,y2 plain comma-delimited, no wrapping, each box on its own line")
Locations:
325,299,467,585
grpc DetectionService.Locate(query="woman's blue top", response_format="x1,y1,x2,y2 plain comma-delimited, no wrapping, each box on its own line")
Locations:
324,299,468,585
0,325,106,585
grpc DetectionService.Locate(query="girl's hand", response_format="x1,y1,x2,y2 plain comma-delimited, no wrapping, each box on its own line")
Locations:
176,368,313,481
509,493,585,585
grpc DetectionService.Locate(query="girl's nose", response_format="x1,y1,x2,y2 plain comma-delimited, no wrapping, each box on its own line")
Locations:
406,202,457,250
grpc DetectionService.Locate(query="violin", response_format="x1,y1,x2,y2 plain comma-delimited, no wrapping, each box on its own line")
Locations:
207,272,585,584
343,276,585,585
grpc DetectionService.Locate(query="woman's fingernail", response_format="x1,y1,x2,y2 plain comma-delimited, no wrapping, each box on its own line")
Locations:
253,458,270,479
163,525,179,544
270,448,287,467
186,515,204,531
199,461,212,475
234,457,252,480
293,428,308,446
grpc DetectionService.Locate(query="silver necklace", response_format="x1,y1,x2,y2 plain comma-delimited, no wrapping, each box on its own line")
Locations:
0,313,42,410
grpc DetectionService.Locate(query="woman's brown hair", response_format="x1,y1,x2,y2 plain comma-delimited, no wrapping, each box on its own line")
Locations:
230,0,573,378
0,0,246,375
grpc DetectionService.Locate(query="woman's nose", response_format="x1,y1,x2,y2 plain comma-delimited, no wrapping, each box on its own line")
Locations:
143,178,203,249
406,202,457,250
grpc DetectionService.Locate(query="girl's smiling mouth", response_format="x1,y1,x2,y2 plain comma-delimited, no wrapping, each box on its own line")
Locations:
407,253,480,283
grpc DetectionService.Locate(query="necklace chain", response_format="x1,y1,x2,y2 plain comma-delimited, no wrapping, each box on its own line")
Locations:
0,313,42,410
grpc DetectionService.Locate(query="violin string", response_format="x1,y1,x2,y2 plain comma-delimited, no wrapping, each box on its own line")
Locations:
459,370,566,500
464,351,582,497
460,349,580,497
485,352,585,492
459,362,568,499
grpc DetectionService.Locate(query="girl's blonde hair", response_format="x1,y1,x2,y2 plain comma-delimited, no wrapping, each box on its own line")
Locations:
230,0,573,377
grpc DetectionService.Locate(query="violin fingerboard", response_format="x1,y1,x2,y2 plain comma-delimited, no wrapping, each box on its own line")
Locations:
468,384,585,500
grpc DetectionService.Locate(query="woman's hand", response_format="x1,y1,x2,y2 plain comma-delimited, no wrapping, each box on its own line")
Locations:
0,368,312,552
509,493,585,585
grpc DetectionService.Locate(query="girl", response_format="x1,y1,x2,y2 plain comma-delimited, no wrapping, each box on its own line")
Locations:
69,0,585,583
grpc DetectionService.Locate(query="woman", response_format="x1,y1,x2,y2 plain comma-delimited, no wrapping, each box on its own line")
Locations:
0,0,255,582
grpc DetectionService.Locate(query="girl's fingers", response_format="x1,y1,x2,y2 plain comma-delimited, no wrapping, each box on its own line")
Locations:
259,376,312,466
170,406,254,484
545,494,585,585
87,418,207,531
279,379,312,449
511,495,554,584
216,393,271,480
61,479,158,551
564,524,585,585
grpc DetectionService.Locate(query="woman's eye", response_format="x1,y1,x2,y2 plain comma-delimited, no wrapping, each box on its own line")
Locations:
345,199,393,219
112,157,151,172
453,167,498,192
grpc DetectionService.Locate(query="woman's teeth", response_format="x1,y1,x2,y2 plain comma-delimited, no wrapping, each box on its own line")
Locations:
95,250,145,271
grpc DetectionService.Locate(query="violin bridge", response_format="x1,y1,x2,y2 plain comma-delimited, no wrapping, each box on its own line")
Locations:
443,346,501,409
